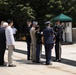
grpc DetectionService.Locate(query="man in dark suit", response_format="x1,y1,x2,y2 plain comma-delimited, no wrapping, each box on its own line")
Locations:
0,21,6,66
43,21,54,65
25,20,32,60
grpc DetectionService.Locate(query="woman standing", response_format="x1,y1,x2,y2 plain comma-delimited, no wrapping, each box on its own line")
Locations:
35,25,42,63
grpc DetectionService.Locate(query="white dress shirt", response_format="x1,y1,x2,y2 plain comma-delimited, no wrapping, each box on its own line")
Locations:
5,26,15,45
12,27,17,34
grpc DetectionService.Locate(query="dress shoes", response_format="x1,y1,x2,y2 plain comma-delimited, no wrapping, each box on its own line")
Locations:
0,62,7,66
53,59,61,62
36,61,40,63
0,64,7,66
27,58,30,60
46,63,52,65
8,64,16,67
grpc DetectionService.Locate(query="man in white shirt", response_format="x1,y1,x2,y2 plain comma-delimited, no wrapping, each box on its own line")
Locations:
5,20,16,67
12,26,17,40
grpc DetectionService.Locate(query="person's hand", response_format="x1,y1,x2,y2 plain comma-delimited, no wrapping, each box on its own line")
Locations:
12,45,15,49
41,32,43,35
42,37,44,44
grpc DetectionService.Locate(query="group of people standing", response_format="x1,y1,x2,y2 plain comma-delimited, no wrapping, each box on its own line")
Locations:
0,19,63,67
0,20,16,67
25,20,64,65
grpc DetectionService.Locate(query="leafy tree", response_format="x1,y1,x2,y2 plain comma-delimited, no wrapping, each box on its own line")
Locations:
0,0,34,33
0,0,76,28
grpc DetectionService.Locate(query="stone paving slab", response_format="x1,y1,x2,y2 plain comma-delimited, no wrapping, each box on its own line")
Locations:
0,41,76,75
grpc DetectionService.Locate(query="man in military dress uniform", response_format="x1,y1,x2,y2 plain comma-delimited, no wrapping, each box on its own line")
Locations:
54,20,63,62
35,25,42,63
25,20,32,60
43,21,54,65
30,21,38,62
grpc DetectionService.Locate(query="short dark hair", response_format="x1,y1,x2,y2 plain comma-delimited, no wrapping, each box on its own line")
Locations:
55,20,60,22
7,19,13,24
27,19,32,22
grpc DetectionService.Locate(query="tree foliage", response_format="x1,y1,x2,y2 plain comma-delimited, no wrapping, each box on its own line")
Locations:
0,0,76,30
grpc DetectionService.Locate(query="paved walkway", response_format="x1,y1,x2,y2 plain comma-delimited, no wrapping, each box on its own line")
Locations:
0,41,76,75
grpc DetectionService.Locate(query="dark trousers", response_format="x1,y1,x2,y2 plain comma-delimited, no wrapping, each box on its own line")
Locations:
13,34,16,40
36,44,42,62
0,47,6,65
44,44,52,64
27,42,31,60
55,42,61,60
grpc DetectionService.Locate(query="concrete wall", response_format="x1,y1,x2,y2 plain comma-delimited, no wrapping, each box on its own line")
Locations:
72,28,76,41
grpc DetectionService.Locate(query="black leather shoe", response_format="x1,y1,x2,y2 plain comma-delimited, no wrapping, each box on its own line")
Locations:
53,59,61,62
46,63,52,65
57,60,61,62
36,61,40,63
8,64,16,67
0,64,6,66
27,58,30,60
32,60,36,62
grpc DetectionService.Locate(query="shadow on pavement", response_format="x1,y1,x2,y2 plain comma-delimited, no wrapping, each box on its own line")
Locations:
14,49,76,67
14,59,45,65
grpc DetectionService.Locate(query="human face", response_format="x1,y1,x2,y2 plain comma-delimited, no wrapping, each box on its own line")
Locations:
1,21,4,27
57,21,60,25
38,28,40,31
33,24,36,27
10,21,13,27
27,21,32,26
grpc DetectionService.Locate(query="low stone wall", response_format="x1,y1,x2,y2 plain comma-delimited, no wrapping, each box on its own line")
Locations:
72,28,76,41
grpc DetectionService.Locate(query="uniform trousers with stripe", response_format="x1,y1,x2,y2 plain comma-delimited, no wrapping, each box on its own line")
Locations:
55,42,62,60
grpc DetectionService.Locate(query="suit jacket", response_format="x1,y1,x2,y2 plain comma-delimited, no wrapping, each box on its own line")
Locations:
30,27,36,44
35,30,42,44
43,27,54,44
25,26,31,43
54,25,62,42
0,26,6,48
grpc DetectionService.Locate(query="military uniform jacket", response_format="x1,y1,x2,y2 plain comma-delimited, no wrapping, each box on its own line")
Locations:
43,27,54,44
35,31,42,44
54,25,62,42
30,27,36,44
25,26,31,43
